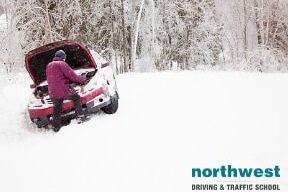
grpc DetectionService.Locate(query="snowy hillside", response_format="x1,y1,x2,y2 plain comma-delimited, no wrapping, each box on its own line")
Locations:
0,71,287,192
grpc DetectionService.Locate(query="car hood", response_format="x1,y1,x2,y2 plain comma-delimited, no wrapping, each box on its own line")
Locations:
25,40,97,85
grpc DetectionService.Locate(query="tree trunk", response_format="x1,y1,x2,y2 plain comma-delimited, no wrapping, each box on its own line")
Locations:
44,0,52,43
150,0,155,54
131,0,145,71
253,0,263,45
120,0,127,73
109,0,118,74
253,0,263,70
265,0,270,46
243,0,248,61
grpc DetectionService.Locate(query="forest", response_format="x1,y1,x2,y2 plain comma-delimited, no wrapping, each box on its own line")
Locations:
0,0,287,74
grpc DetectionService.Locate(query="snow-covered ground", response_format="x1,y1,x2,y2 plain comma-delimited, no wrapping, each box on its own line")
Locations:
0,71,287,192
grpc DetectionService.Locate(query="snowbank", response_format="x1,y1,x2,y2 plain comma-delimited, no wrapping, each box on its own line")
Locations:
0,73,33,144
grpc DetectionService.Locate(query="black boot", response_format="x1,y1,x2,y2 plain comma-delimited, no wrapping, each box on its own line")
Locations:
76,114,90,124
53,126,61,132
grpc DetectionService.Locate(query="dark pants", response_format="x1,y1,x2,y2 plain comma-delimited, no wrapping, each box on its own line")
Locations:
52,93,83,128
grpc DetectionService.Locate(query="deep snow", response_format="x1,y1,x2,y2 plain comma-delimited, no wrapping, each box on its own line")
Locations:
0,71,287,192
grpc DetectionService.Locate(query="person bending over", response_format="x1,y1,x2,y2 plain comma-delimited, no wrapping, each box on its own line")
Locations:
46,50,86,132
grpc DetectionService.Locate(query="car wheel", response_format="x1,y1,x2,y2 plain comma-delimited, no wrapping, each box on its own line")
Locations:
102,96,119,114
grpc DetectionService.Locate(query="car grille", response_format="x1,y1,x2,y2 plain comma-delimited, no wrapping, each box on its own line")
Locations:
45,98,53,104
44,89,80,104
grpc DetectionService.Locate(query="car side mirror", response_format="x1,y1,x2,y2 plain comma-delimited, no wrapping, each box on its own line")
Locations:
101,62,110,68
30,84,37,89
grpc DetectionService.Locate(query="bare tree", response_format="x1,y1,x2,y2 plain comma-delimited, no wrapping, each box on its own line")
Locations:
243,0,248,61
131,0,145,71
120,0,128,72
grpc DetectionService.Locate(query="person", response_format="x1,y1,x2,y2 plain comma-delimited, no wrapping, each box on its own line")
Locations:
46,50,86,132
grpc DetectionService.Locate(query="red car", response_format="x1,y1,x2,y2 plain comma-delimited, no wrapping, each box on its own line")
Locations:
26,40,119,128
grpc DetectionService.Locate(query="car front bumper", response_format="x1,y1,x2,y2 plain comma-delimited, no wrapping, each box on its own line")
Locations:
28,87,107,119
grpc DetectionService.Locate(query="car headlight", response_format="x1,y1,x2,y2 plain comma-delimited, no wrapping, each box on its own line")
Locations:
28,94,43,106
84,78,103,91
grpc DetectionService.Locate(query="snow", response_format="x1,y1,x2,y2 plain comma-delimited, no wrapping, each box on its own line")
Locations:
0,14,6,31
0,70,287,192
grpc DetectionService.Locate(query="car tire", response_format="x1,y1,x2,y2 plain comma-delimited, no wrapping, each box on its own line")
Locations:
102,96,119,114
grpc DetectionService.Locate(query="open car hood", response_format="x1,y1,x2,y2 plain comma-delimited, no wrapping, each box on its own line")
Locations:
25,40,97,85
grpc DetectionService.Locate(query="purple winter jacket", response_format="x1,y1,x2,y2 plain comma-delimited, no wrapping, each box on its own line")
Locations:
46,57,85,99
